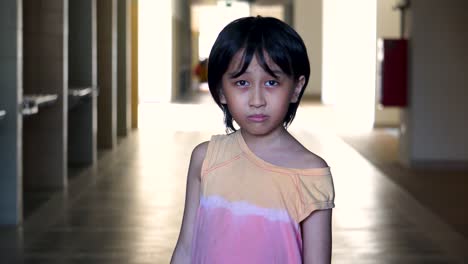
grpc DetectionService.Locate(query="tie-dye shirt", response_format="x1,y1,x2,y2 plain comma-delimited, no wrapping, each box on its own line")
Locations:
191,131,335,264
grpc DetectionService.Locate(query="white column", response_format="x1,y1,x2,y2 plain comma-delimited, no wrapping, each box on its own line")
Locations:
322,0,376,131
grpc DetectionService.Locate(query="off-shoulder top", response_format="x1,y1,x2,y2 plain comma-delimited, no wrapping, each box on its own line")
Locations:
191,131,335,264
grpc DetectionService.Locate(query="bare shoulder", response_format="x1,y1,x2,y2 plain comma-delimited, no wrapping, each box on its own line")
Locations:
191,141,209,165
186,141,210,182
283,136,329,169
302,149,329,169
292,141,329,169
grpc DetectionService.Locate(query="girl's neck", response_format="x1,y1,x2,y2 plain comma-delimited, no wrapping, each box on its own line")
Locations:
240,127,293,152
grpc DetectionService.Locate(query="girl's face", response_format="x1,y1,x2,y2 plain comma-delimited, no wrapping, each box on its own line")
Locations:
220,51,305,137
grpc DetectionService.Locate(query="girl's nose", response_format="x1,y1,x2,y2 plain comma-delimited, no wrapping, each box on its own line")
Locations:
249,86,266,108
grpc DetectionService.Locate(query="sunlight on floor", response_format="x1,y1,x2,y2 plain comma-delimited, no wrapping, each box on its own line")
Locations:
138,96,373,137
138,102,225,133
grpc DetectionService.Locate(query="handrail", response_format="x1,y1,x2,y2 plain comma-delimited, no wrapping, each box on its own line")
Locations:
22,94,58,116
69,87,93,97
68,87,96,110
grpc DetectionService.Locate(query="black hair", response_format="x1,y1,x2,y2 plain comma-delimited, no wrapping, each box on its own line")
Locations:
208,16,310,133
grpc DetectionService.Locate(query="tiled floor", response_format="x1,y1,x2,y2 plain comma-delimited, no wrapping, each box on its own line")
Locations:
1,97,468,263
341,129,468,240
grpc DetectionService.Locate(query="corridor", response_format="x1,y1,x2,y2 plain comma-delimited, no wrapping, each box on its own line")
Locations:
1,100,467,263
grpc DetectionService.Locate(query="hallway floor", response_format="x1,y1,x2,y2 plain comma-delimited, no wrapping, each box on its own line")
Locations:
1,98,468,263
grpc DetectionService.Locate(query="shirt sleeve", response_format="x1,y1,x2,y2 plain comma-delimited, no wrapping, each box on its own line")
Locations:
296,173,335,222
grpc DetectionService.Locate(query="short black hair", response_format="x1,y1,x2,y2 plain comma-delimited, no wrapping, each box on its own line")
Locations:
208,16,310,133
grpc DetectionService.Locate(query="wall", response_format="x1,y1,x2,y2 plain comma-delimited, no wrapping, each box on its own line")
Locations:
250,4,284,20
375,0,401,127
401,0,468,167
294,0,322,97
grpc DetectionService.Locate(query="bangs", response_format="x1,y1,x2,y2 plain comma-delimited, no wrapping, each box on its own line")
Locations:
231,27,294,79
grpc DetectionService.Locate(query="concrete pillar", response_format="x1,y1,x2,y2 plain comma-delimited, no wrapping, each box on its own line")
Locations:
283,2,294,26
294,0,322,98
23,0,68,189
68,0,97,166
131,0,138,129
97,0,117,148
117,0,131,136
172,0,191,101
0,0,23,225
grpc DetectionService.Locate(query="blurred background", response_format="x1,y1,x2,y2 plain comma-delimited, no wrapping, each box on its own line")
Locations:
1,0,467,263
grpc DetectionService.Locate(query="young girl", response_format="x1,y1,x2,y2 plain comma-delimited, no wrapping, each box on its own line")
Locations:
171,16,335,264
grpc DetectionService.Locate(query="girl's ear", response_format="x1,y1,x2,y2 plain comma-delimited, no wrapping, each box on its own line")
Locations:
291,75,305,103
219,88,227,104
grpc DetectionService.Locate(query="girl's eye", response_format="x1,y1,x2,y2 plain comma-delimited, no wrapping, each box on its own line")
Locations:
265,80,279,87
235,80,249,87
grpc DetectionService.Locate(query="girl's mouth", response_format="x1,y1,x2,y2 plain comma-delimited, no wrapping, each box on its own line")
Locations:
247,114,268,122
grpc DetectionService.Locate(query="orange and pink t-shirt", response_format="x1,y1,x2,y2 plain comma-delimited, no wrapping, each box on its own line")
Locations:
191,131,335,263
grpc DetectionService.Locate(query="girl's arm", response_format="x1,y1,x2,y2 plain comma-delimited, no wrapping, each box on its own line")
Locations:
170,142,208,264
302,209,333,264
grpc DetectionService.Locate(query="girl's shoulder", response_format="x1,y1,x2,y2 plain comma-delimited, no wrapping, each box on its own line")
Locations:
192,141,209,156
190,141,210,169
299,147,329,169
279,137,329,170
